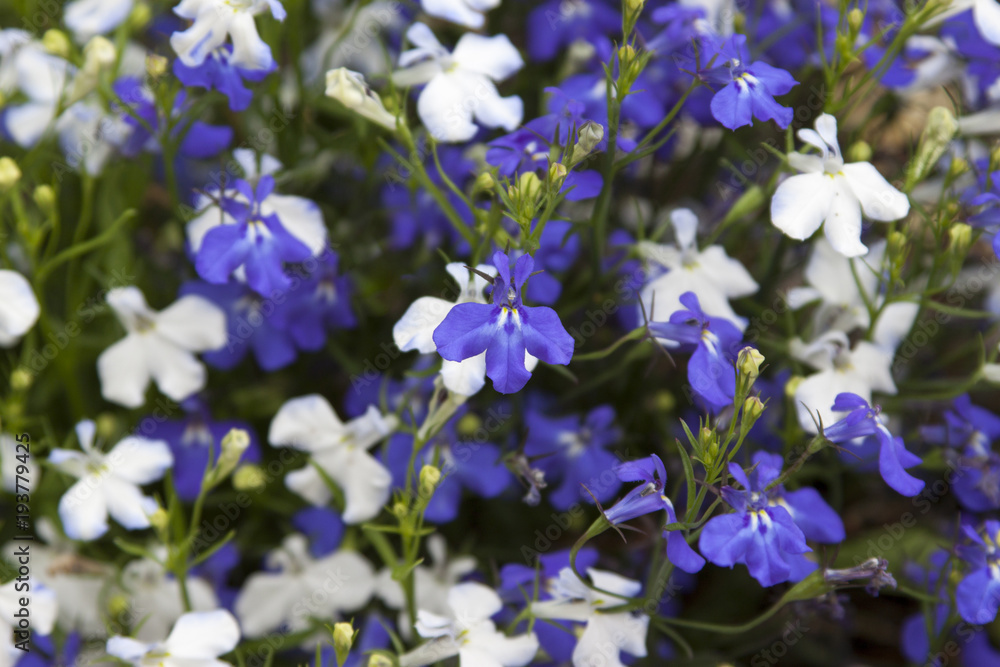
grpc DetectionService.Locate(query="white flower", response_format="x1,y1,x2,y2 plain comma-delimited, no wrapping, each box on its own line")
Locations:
64,0,135,41
269,395,397,523
788,237,921,344
0,578,56,665
170,0,286,70
0,269,39,347
639,208,758,331
1,42,72,148
421,0,500,29
48,420,173,541
96,287,227,408
107,609,239,667
394,263,513,396
326,67,397,130
376,534,477,634
532,567,649,667
398,582,538,667
791,333,899,434
117,554,218,642
55,100,131,176
301,1,404,81
392,23,523,143
3,519,113,637
770,113,910,257
235,534,376,636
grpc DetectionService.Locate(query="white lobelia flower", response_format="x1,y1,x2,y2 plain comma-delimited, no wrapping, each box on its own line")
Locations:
234,534,376,637
421,0,500,29
939,0,1000,45
770,113,910,258
269,395,397,523
1,42,73,147
639,208,758,331
64,0,135,41
391,23,524,143
117,554,218,642
394,263,536,396
97,287,227,408
3,518,112,637
531,567,650,667
788,237,922,342
48,420,174,541
325,67,397,130
170,0,286,70
376,533,477,634
398,582,538,667
791,332,899,434
107,609,240,667
0,269,40,347
301,1,405,81
0,578,56,666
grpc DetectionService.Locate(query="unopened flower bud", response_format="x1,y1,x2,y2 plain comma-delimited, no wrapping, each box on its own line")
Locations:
737,347,765,379
419,464,441,498
847,140,872,163
517,171,542,201
367,656,394,667
326,67,397,131
210,428,250,487
0,158,21,190
42,29,70,58
146,54,169,79
33,185,55,214
84,36,117,68
847,8,864,34
578,121,604,153
743,396,764,421
95,413,118,441
129,2,152,29
949,223,972,259
333,622,355,665
149,508,169,532
548,162,568,186
474,172,495,192
232,464,266,491
10,368,33,391
392,501,409,519
906,107,958,191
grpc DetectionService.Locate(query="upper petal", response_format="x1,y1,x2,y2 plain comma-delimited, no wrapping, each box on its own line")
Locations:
841,161,910,221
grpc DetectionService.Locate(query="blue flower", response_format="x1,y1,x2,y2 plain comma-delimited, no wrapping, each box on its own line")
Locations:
173,44,276,112
697,34,798,130
698,460,812,587
526,0,620,62
195,177,314,295
648,291,743,410
139,397,261,501
179,280,299,371
113,77,232,159
746,452,845,545
432,251,574,394
956,519,1000,624
922,394,1000,512
602,454,705,574
382,421,513,524
292,506,346,557
524,404,621,510
823,393,925,497
273,251,356,351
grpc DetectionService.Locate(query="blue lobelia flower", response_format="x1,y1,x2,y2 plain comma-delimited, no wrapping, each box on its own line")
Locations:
432,251,574,394
744,452,845,545
602,454,705,574
273,251,357,351
922,394,1000,512
195,176,314,296
139,397,261,501
526,0,620,63
180,280,300,371
173,44,277,112
823,393,925,497
291,506,346,557
956,519,1000,624
524,404,621,510
381,415,513,524
647,291,743,411
696,34,798,131
112,77,232,159
698,460,812,587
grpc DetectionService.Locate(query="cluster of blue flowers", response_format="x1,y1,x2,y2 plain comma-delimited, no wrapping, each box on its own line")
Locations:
3,0,1000,665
